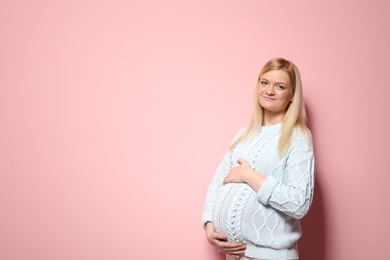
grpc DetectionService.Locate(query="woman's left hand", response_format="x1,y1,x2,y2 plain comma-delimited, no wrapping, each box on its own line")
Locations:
223,158,254,184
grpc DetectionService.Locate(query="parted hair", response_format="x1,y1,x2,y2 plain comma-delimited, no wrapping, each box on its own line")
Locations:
230,57,310,155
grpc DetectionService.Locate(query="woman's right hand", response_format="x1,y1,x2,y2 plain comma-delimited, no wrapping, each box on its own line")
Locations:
205,222,246,258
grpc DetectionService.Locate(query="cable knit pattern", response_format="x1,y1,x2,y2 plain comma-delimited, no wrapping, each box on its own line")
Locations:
202,124,315,260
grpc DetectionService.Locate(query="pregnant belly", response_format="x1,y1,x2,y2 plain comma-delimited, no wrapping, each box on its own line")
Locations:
212,183,253,242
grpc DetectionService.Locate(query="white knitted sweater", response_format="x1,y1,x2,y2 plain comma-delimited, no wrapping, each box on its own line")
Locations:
202,124,315,259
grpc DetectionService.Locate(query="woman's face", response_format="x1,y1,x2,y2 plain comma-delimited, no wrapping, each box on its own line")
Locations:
257,69,294,115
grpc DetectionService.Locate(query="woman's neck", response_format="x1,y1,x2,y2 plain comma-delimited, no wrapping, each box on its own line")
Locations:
262,112,285,126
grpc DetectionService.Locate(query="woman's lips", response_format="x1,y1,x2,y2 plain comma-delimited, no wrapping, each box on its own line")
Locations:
262,95,275,101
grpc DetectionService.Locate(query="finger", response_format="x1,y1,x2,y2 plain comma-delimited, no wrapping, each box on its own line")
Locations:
223,176,229,185
237,158,247,164
227,250,246,257
227,250,245,255
224,245,246,252
225,245,246,253
217,248,243,256
213,232,227,241
220,241,245,249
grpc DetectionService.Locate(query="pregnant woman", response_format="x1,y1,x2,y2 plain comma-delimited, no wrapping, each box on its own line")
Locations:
202,57,315,260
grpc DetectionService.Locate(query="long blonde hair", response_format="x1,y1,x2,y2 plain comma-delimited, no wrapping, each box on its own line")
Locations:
230,57,310,155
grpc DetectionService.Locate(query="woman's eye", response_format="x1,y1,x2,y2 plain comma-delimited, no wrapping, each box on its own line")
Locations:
276,85,285,89
260,81,268,86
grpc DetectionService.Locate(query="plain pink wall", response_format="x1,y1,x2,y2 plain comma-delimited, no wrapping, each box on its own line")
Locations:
1,1,389,259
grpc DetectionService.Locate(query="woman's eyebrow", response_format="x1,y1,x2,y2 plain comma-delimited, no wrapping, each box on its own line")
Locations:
275,81,287,85
260,77,287,85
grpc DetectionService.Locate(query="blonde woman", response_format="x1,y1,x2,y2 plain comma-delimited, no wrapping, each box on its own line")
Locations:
202,58,315,260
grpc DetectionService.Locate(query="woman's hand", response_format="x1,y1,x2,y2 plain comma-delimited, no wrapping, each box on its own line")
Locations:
223,158,254,184
223,158,265,192
206,222,246,257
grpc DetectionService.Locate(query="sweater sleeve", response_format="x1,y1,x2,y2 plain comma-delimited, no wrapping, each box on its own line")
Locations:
202,128,244,229
257,132,315,219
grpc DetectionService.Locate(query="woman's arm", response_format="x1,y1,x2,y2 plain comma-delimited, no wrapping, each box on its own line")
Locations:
258,137,315,219
223,136,315,219
202,128,245,228
202,154,231,227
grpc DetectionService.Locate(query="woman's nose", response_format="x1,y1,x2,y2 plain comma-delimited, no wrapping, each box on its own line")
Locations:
265,86,274,95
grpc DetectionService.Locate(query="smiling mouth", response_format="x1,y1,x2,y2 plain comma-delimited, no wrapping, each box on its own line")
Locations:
262,96,276,101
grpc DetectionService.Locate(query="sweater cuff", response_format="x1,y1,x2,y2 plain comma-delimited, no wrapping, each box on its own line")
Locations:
202,213,212,230
257,176,278,205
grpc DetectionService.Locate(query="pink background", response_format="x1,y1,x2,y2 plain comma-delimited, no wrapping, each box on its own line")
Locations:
1,1,389,259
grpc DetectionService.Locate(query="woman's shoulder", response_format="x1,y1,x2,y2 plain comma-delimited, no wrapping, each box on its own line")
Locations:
232,127,246,141
291,126,313,149
292,125,311,138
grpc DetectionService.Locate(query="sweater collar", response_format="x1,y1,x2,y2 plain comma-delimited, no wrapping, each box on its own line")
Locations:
261,123,282,132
